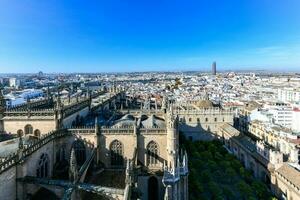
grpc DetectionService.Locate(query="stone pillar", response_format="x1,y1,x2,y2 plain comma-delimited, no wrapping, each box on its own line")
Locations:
0,88,5,132
166,113,178,166
16,150,26,200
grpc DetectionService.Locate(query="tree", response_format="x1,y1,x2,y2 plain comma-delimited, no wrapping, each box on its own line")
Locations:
222,185,234,200
208,181,223,199
225,167,237,183
251,180,270,199
237,180,253,199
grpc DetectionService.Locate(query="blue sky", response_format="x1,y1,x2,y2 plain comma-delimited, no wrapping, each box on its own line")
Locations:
0,0,300,73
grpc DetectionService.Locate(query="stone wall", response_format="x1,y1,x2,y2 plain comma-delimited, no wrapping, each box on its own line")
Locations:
273,172,300,200
138,132,168,167
137,175,164,200
99,133,137,168
3,119,56,135
178,113,233,140
0,166,16,200
63,107,89,128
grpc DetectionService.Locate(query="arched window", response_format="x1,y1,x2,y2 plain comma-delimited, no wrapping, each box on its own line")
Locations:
72,140,86,166
17,129,23,137
56,147,66,162
34,129,41,138
147,141,159,166
24,124,33,135
110,140,123,167
36,153,49,178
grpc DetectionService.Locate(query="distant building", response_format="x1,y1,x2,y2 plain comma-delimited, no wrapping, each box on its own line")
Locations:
212,61,216,75
278,88,300,103
4,89,44,108
9,78,20,88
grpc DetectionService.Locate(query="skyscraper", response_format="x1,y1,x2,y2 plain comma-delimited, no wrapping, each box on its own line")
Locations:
212,62,216,75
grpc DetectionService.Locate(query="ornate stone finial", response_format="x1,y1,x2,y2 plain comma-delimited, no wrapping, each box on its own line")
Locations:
0,86,5,111
69,148,78,182
18,135,24,149
56,95,63,110
47,85,50,99
125,159,131,184
86,85,90,98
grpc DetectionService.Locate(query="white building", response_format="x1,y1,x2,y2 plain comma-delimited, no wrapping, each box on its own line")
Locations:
278,88,300,103
268,107,293,128
9,78,20,88
4,89,44,108
292,107,300,132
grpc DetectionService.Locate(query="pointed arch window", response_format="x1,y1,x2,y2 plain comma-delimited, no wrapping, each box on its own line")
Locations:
110,140,123,166
24,124,33,135
72,140,86,166
147,141,159,166
34,129,41,138
17,129,23,137
36,153,49,178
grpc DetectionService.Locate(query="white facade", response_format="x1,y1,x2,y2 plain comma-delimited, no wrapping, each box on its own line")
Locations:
268,107,293,128
4,89,44,108
278,88,300,103
292,108,300,132
9,78,20,88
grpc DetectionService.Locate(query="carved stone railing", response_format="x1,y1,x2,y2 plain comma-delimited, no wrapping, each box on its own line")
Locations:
5,98,51,111
139,128,166,134
91,93,121,111
101,127,135,134
119,109,164,116
4,109,55,117
22,129,70,158
63,98,90,118
173,108,234,115
0,153,18,174
68,127,96,135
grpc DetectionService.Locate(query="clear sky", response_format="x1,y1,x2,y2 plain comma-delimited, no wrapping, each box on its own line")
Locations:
0,0,300,73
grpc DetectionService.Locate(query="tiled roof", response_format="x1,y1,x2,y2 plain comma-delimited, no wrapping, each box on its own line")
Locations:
276,164,300,189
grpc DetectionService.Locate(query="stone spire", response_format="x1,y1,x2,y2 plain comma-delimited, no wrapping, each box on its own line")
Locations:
162,95,168,113
95,116,99,135
46,85,50,100
69,148,78,182
0,87,5,112
56,94,63,110
55,91,63,130
0,87,5,132
125,160,132,185
18,135,24,149
86,85,90,98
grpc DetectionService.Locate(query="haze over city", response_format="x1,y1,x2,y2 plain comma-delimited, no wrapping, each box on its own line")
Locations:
1,0,300,73
1,1,300,200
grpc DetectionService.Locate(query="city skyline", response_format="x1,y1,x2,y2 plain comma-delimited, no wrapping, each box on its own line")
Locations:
1,0,300,73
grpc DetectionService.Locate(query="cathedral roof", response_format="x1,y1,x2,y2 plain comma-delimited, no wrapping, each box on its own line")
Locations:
276,163,300,189
194,99,214,108
112,114,136,127
141,114,166,128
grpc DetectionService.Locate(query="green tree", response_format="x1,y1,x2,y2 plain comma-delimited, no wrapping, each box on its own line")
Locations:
237,180,253,199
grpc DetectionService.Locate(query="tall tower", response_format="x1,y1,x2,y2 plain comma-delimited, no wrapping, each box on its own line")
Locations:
0,88,5,132
212,61,217,75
